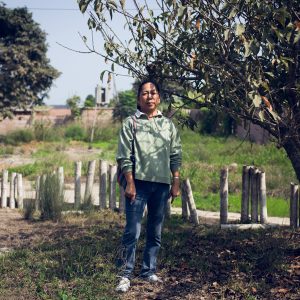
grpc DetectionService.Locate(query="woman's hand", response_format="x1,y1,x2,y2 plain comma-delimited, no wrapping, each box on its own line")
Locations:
170,178,180,202
124,171,136,202
125,181,136,202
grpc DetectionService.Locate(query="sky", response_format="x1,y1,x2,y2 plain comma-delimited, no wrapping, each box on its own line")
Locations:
5,0,135,106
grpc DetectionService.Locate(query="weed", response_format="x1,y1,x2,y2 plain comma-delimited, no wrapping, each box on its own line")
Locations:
39,173,64,221
23,199,36,220
64,123,87,141
2,129,34,145
0,144,14,155
33,120,62,142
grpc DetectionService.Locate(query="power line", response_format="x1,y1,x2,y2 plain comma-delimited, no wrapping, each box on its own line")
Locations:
6,6,160,12
7,7,80,11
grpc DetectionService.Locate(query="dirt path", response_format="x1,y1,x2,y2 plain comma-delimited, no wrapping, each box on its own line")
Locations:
0,208,60,251
0,207,290,255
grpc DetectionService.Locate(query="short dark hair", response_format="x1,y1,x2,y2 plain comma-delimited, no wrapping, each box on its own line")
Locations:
137,79,160,98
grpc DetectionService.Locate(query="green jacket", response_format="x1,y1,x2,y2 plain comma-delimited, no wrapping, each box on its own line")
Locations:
116,110,182,185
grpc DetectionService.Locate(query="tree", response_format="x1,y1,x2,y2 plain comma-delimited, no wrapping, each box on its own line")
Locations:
66,95,81,119
112,90,136,121
78,1,300,180
0,4,60,119
84,94,95,108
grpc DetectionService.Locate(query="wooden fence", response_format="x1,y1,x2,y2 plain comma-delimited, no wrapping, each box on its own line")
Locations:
0,161,299,227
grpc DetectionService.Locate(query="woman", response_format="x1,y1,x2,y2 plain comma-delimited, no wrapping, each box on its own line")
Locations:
116,80,182,292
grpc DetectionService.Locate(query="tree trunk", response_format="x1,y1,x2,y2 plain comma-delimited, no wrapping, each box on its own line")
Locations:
283,138,300,182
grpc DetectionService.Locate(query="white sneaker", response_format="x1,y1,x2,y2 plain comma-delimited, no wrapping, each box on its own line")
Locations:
116,277,130,293
145,274,163,283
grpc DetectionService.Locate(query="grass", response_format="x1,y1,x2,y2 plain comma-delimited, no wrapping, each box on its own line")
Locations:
173,192,290,217
1,122,298,217
0,212,299,299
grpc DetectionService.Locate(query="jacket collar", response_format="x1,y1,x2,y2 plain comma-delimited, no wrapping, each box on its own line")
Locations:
135,109,163,118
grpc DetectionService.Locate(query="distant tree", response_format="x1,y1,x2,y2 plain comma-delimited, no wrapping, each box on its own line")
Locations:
66,95,81,119
84,94,95,108
79,0,300,181
0,4,60,119
113,90,136,121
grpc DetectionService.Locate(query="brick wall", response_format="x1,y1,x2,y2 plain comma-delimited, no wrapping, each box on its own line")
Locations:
0,107,114,135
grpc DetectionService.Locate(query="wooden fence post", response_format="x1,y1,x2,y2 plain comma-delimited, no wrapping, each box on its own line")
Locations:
84,160,96,204
220,168,228,224
9,172,16,209
58,166,64,197
241,165,250,223
99,160,107,209
259,171,268,224
119,187,125,213
109,165,117,210
182,179,199,225
35,176,40,211
74,161,82,209
16,174,24,209
180,182,190,220
1,170,8,208
290,183,299,228
250,167,259,223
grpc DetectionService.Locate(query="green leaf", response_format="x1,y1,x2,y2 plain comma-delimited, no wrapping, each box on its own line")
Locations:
229,8,237,19
107,0,117,9
224,29,230,41
294,31,300,44
235,24,245,36
78,0,91,13
258,110,264,121
120,0,126,9
178,5,185,18
100,70,106,82
243,39,252,57
253,95,261,107
269,110,280,121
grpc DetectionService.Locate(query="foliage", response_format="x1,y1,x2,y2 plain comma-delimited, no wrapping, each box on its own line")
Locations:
83,94,95,108
0,212,299,299
79,0,300,181
112,89,136,121
39,173,64,221
1,129,34,145
64,123,87,141
0,4,60,118
23,199,36,220
66,95,81,119
197,108,234,136
33,120,62,142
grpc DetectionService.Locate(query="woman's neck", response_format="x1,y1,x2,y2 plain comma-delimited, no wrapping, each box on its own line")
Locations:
141,109,158,119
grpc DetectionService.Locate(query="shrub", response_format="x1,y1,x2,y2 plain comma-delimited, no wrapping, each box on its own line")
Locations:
23,199,36,220
39,173,64,221
0,145,14,155
64,124,86,141
33,120,61,142
3,129,34,145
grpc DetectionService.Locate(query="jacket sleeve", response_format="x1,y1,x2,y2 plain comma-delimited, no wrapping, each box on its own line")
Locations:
116,118,134,173
169,121,182,172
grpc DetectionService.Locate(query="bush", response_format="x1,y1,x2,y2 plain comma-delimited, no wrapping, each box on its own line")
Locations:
33,121,61,142
3,129,34,145
23,199,36,220
64,124,86,141
90,124,120,142
39,173,64,221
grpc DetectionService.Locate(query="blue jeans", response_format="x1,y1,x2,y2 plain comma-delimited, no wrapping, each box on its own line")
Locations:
120,180,170,278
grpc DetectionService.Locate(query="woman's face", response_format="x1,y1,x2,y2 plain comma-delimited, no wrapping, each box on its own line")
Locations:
138,82,160,115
